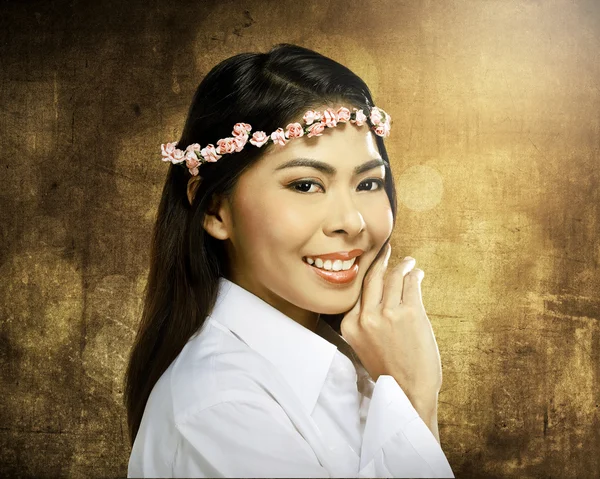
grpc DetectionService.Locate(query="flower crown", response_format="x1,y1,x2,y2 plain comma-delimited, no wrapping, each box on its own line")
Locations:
161,105,392,177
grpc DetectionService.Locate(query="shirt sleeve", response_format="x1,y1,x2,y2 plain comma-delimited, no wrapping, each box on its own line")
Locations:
173,398,331,478
359,375,455,478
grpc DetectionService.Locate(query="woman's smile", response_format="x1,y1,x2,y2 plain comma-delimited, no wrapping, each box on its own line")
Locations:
302,254,362,285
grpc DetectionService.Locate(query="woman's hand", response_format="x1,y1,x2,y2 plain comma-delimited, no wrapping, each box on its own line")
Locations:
340,243,443,410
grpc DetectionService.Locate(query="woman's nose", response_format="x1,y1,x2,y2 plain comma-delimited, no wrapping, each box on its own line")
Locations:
323,193,366,237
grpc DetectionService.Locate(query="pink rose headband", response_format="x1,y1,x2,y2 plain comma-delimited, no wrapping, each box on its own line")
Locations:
160,105,392,177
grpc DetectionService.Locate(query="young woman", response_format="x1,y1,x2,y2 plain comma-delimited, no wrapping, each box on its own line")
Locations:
125,43,454,478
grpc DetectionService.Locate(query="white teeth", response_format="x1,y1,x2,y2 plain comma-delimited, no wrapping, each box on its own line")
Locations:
305,256,357,271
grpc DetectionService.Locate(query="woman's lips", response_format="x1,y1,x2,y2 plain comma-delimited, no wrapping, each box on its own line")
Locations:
302,249,364,261
302,255,360,285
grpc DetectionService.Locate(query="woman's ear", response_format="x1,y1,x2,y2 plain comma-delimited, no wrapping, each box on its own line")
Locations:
187,175,230,240
203,193,231,241
187,176,202,205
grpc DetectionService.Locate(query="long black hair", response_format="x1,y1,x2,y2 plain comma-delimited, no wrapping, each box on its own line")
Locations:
124,43,398,446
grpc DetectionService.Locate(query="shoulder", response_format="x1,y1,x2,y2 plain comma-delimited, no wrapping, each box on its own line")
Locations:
168,318,283,424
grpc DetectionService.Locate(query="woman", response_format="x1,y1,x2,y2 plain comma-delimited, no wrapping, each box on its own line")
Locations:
125,43,454,478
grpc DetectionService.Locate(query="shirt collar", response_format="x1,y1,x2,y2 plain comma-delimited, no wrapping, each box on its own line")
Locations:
207,276,339,415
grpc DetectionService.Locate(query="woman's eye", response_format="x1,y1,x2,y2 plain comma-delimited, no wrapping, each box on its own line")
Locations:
291,181,323,193
357,179,385,191
289,178,384,194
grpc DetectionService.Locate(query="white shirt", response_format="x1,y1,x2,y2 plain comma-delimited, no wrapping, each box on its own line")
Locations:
128,276,455,478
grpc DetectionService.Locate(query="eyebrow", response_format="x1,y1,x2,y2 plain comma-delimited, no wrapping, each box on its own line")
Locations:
274,157,386,176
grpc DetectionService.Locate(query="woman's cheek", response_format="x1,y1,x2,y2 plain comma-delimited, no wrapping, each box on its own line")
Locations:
369,204,394,239
276,205,317,235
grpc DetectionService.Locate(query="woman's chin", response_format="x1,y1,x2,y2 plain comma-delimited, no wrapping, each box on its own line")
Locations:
312,300,357,316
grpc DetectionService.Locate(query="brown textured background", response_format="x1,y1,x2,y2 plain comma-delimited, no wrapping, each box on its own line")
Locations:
1,0,598,477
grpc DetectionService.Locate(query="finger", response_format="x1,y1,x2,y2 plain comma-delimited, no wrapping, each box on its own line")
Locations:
401,267,425,307
381,256,416,312
361,243,392,312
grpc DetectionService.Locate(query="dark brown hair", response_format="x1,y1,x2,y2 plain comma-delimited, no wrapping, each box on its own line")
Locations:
124,43,398,446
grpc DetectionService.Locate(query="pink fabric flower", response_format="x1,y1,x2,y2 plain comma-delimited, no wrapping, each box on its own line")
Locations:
201,144,222,162
370,107,384,126
306,121,326,138
373,124,387,137
271,128,288,146
233,134,248,152
374,112,391,137
336,107,351,122
303,110,322,125
384,118,391,136
352,108,367,126
232,122,252,137
216,137,237,154
185,143,201,153
249,131,269,147
161,142,185,164
322,108,338,128
161,142,178,162
285,122,304,139
189,166,199,176
184,151,199,164
185,150,200,167
170,148,186,164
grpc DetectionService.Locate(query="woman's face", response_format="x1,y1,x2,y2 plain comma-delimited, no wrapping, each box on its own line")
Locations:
211,108,394,331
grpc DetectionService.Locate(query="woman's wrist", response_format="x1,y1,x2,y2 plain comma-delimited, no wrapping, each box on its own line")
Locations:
410,395,440,444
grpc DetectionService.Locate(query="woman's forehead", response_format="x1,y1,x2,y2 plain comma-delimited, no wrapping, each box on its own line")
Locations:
263,125,380,169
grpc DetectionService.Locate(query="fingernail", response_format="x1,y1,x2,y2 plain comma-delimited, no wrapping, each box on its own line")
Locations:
403,256,414,262
384,244,391,265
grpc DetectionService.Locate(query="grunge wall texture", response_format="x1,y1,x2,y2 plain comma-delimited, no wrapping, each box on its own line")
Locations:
1,0,598,477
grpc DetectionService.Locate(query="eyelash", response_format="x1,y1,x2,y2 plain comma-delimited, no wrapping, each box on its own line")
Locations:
288,178,385,194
